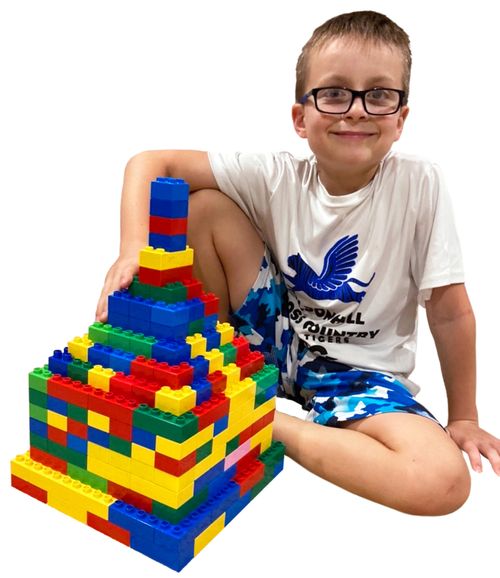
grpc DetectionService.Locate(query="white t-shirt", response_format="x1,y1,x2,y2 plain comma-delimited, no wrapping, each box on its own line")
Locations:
208,150,464,390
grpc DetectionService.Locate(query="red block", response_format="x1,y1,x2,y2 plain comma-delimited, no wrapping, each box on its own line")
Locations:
87,512,130,546
109,372,136,397
200,292,219,316
155,450,197,476
191,394,230,431
164,362,194,387
109,418,132,441
107,481,153,512
182,278,203,299
206,370,227,394
47,425,67,446
233,459,265,497
48,375,91,407
130,356,158,381
11,474,48,503
87,389,138,424
232,336,251,363
67,418,88,439
149,215,188,236
139,265,193,286
29,447,68,473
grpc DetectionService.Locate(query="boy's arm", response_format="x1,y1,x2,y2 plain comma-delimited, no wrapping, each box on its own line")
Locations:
95,150,217,321
425,283,500,474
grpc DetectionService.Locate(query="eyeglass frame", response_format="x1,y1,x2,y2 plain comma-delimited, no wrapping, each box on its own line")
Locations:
298,87,407,116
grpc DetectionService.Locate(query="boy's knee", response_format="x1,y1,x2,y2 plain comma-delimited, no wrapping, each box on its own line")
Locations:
405,459,471,516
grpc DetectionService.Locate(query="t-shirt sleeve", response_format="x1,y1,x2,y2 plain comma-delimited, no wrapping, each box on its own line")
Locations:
410,163,465,307
207,151,284,236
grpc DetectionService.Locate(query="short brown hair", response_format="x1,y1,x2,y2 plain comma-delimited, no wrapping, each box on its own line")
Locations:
295,11,411,103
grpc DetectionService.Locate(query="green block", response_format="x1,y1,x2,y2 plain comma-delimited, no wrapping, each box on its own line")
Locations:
29,388,47,408
253,365,279,389
108,327,130,350
29,403,47,422
109,435,132,457
67,402,88,423
133,404,198,443
250,475,269,500
88,322,113,345
188,319,204,335
152,486,208,524
67,359,92,383
128,332,155,357
30,431,48,451
47,440,87,468
220,343,237,365
129,276,187,304
67,463,108,492
226,435,240,455
196,439,213,463
29,367,52,393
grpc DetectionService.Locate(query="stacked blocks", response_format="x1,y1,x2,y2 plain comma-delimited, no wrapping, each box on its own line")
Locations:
11,177,285,572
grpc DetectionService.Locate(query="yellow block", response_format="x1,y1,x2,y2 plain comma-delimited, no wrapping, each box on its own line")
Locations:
87,365,115,391
155,385,197,416
155,423,214,460
10,453,115,521
87,452,130,488
250,422,273,453
87,410,110,432
204,349,224,373
216,322,234,345
186,333,207,357
130,473,194,509
47,410,68,431
225,378,256,428
131,443,156,466
221,363,241,386
139,246,194,271
68,334,93,362
214,396,276,445
194,513,226,556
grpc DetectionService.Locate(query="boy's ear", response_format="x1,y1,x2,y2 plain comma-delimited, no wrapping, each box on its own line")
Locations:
395,105,410,140
292,103,308,138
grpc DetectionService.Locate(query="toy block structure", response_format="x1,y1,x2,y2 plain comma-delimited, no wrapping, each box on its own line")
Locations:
11,177,285,572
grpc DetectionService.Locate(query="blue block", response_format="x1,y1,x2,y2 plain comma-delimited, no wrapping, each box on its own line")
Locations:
213,413,229,435
132,426,156,450
151,302,190,326
150,321,189,340
48,349,73,376
203,328,221,350
191,356,209,379
29,417,48,438
225,491,251,525
150,197,189,219
186,298,204,322
88,427,110,448
67,433,87,454
191,377,212,404
108,291,131,317
47,395,68,416
152,339,191,365
148,232,187,252
107,311,129,329
108,349,135,374
203,314,218,330
150,177,189,201
129,295,155,323
88,343,113,367
126,316,151,334
193,460,225,494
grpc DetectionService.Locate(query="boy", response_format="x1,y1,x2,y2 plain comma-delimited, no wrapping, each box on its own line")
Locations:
96,11,499,515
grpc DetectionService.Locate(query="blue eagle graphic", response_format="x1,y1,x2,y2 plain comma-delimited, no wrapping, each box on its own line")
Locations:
283,234,375,302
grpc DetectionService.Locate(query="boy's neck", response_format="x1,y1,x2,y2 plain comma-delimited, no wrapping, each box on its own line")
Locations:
318,163,380,196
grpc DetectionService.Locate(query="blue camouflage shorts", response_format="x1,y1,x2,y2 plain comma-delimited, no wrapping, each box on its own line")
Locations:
230,247,440,428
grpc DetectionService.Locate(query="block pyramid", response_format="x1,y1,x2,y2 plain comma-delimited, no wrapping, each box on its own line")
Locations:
10,177,285,572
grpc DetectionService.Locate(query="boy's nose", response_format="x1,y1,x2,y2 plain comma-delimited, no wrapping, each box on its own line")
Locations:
345,95,367,119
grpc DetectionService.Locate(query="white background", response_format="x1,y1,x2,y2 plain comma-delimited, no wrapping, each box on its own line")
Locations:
1,1,498,576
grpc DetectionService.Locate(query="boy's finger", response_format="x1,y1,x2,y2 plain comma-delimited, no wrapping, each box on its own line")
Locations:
467,446,483,473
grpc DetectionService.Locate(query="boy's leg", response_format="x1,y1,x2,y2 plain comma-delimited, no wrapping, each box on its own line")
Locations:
273,411,471,516
187,189,264,321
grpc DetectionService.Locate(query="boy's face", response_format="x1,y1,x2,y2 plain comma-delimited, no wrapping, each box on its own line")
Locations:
292,37,409,190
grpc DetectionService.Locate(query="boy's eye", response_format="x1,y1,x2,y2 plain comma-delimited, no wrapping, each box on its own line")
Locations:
366,89,394,104
318,88,350,102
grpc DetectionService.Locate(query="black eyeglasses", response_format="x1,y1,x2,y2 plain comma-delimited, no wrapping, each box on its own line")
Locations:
299,87,406,116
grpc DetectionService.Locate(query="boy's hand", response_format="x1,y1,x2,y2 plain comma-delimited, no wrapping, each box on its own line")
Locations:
95,253,139,322
446,420,500,475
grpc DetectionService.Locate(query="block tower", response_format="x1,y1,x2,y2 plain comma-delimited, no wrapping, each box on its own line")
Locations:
10,177,285,572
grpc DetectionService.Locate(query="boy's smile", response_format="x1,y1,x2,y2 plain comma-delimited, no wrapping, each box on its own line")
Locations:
292,37,409,195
